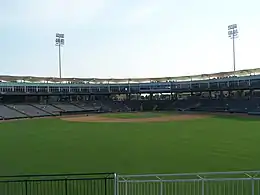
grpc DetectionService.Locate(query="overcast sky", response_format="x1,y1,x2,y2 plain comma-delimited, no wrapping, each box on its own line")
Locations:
1,0,260,79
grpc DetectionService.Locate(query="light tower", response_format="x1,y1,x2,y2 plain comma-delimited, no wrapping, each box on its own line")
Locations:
55,33,65,79
228,24,238,74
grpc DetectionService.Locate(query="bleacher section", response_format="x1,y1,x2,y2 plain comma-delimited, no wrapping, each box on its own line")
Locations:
8,104,51,117
0,105,27,119
74,102,96,111
92,101,102,110
32,104,62,116
53,104,84,112
102,101,130,112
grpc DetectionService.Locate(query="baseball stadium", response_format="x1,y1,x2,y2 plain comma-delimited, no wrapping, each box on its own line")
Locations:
1,67,260,194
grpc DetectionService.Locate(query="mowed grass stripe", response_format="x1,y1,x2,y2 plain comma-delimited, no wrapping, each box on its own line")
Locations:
0,117,259,176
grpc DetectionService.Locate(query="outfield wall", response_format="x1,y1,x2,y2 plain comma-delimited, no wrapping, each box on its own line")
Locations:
248,111,260,116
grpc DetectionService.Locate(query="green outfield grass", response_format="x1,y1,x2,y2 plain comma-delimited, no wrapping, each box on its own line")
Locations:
0,115,260,176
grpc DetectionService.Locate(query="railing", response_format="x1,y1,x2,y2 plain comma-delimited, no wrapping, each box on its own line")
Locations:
117,171,260,195
0,172,116,195
1,171,260,195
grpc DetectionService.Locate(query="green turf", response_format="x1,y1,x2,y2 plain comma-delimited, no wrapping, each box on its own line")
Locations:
0,115,260,176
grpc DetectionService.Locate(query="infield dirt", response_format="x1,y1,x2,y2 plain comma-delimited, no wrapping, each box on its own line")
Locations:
61,114,209,122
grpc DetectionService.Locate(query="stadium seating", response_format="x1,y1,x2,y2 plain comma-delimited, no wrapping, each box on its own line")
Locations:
32,104,62,115
52,103,84,112
8,104,51,117
101,101,130,112
2,98,260,120
74,101,99,111
0,105,27,119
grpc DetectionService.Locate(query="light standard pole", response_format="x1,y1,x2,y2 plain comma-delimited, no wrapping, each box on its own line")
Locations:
228,24,238,74
55,33,65,79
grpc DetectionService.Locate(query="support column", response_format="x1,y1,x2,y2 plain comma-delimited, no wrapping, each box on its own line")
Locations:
149,93,153,100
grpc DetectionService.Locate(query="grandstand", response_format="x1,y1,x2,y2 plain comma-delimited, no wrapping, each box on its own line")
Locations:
0,68,260,119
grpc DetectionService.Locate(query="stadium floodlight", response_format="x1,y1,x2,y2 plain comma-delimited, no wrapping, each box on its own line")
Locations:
55,33,65,79
228,24,239,74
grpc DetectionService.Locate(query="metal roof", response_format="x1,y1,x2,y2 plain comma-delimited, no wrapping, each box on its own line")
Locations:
0,68,259,83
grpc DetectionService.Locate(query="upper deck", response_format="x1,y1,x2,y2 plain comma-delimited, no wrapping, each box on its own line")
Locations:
0,68,259,94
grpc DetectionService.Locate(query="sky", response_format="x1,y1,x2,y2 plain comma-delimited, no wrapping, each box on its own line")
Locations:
1,0,260,79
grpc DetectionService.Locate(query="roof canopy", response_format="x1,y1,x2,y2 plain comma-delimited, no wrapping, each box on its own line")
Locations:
0,68,259,83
